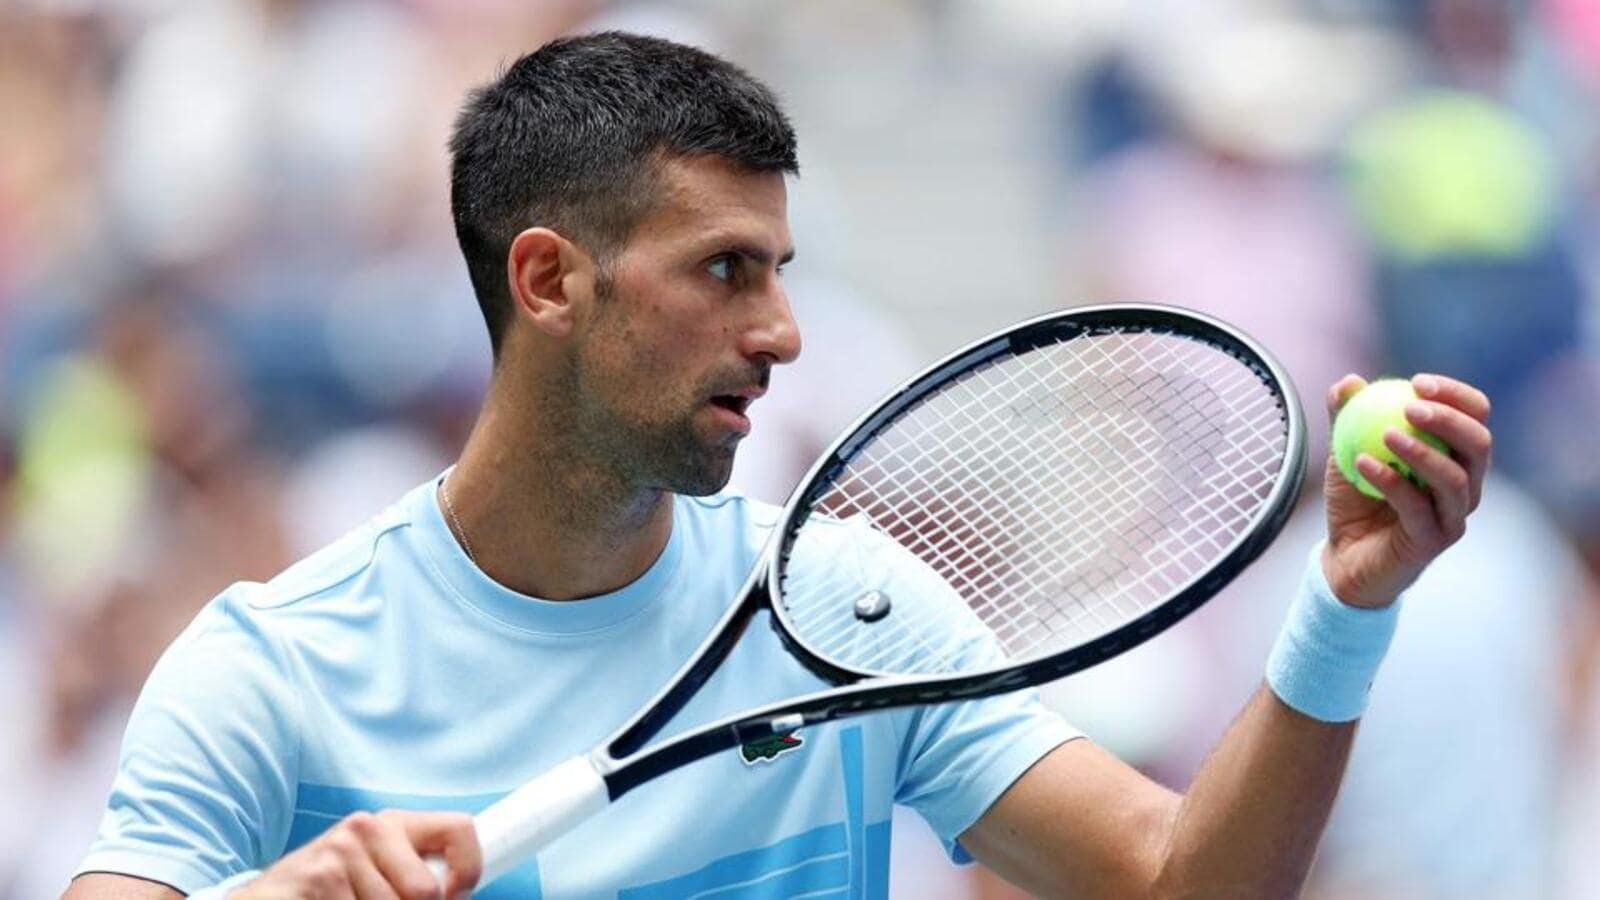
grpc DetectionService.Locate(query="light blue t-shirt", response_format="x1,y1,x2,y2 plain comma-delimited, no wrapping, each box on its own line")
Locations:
80,476,1077,897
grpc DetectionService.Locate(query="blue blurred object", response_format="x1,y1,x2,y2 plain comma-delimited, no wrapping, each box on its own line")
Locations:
1373,238,1585,487
1067,54,1163,169
1496,352,1600,546
1373,240,1583,401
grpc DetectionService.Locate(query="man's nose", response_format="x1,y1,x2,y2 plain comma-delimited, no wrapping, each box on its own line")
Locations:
745,285,802,366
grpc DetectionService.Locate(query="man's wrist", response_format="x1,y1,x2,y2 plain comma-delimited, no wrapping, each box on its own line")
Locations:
1319,543,1400,610
1266,542,1401,723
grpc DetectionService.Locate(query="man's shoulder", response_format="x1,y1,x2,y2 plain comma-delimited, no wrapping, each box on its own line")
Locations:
198,487,423,639
247,497,415,612
152,490,426,695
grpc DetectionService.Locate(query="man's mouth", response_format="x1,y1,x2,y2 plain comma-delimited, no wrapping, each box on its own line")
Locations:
706,386,765,435
709,395,752,415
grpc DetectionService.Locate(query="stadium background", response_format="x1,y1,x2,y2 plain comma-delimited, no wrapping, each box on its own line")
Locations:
3,0,1599,896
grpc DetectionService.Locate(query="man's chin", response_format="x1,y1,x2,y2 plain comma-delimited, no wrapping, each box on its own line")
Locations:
661,447,737,497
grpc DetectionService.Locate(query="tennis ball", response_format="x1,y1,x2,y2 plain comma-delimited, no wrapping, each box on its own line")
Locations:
1331,378,1451,499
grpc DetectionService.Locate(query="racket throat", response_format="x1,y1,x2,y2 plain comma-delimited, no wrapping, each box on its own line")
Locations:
609,573,770,760
606,719,758,797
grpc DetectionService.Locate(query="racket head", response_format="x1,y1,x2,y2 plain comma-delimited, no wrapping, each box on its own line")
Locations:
764,303,1307,692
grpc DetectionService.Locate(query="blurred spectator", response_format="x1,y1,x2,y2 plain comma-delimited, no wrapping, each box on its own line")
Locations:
1341,90,1584,428
1338,0,1592,485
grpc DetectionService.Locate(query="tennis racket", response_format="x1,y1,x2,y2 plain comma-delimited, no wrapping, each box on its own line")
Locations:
431,303,1307,888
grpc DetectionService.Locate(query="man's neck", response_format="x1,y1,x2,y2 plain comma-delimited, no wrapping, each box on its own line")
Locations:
441,386,674,602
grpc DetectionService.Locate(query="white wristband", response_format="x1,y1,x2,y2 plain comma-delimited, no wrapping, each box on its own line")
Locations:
1265,542,1400,722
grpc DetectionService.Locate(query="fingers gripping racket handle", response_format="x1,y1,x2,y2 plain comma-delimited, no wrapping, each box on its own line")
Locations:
427,755,610,889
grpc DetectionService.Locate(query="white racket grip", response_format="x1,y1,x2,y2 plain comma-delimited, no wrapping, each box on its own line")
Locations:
427,755,610,890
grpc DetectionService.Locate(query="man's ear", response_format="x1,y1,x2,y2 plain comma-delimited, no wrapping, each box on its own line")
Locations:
506,227,593,338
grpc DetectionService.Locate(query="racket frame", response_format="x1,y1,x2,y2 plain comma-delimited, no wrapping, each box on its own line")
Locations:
595,303,1307,798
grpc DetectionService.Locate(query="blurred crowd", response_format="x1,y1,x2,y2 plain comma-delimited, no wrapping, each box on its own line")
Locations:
3,0,1599,897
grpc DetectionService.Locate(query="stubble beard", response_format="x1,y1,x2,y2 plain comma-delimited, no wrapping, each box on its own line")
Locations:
573,276,738,498
574,373,737,498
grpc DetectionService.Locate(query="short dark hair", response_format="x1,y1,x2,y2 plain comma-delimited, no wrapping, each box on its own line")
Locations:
448,31,799,353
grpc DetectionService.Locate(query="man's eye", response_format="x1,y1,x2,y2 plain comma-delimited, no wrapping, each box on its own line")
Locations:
708,256,734,283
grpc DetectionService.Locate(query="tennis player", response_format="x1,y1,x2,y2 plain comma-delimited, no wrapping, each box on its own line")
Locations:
68,32,1492,899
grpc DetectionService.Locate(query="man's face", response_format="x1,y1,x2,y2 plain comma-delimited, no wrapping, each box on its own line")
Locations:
569,154,801,495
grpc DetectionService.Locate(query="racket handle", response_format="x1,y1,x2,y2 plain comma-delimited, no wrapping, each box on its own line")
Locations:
427,754,610,890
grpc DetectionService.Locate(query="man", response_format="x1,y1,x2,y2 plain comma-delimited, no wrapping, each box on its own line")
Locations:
69,32,1492,898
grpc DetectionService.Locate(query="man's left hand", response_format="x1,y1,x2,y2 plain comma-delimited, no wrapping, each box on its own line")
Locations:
1320,373,1493,609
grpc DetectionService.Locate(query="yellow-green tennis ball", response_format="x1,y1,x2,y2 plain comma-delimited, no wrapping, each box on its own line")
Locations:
1331,378,1451,499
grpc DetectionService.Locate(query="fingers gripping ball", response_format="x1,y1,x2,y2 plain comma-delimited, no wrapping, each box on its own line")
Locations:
1332,378,1451,499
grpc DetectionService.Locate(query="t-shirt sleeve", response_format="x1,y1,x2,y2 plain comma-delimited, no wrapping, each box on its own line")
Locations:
76,590,300,895
894,683,1080,862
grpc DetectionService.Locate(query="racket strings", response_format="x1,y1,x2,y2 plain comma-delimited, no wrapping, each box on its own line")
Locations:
787,331,1260,666
779,327,1289,676
831,334,1275,661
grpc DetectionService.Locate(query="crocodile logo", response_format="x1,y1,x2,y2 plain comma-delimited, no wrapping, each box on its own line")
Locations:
740,730,804,765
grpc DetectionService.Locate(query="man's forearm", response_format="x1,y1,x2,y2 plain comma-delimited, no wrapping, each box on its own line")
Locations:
1155,685,1354,897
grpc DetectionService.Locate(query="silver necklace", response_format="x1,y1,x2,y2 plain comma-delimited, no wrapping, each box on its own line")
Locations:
440,476,477,564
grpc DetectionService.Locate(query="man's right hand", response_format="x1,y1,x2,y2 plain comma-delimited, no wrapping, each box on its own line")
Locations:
236,810,481,899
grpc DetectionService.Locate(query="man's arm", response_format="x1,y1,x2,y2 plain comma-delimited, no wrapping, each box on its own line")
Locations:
963,374,1492,897
963,688,1352,897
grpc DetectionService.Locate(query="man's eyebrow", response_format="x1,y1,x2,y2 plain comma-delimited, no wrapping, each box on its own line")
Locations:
722,241,796,268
